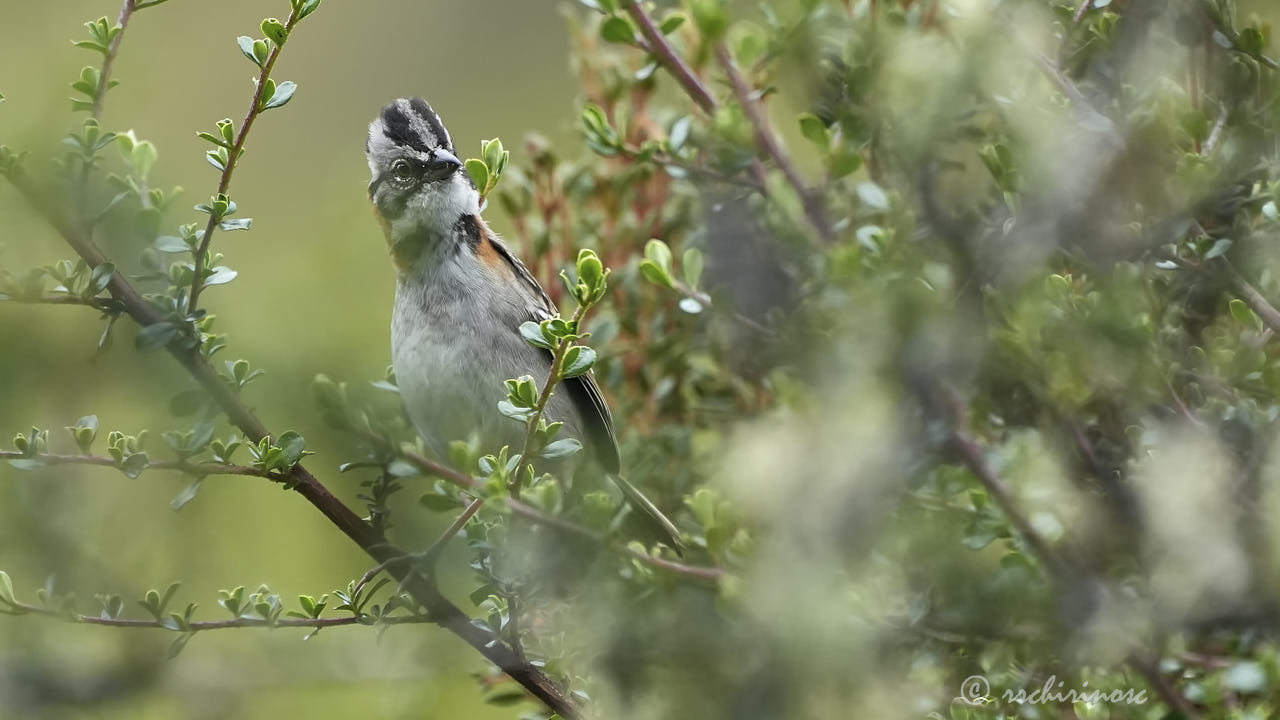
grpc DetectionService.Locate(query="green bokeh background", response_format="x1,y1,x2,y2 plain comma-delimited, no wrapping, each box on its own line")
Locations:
0,2,582,717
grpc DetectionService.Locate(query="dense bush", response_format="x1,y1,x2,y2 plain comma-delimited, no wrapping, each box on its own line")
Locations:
5,0,1280,717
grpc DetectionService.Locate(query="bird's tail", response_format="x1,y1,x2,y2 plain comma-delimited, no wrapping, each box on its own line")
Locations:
609,473,686,555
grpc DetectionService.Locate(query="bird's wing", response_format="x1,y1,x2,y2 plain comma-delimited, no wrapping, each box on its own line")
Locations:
483,230,621,473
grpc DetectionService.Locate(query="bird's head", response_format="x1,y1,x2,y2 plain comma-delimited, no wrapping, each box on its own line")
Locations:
366,97,478,265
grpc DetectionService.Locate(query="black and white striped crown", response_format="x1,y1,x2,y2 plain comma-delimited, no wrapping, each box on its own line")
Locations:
367,97,454,162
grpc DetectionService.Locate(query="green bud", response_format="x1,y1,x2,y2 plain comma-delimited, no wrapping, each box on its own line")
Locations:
217,118,235,144
576,249,604,294
252,38,270,66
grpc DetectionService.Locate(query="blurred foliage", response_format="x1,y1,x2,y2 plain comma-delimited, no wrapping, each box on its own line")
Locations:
7,0,1280,718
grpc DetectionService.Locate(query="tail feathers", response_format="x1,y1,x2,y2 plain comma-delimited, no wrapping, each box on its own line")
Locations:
610,474,686,555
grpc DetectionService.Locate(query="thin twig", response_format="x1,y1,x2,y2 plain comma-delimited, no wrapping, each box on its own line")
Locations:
713,43,836,243
0,451,285,481
624,0,718,114
352,497,485,598
1026,48,1124,149
946,421,1070,579
1,599,430,631
1128,653,1200,718
394,448,726,582
188,10,299,312
648,152,766,192
512,304,589,500
1203,103,1229,156
0,293,118,311
933,386,1200,718
1219,258,1280,335
78,0,137,225
621,2,774,200
1055,0,1092,70
674,282,775,336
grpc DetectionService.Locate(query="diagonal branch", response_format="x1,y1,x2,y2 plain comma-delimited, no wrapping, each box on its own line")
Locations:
0,451,285,481
623,0,717,114
713,43,837,243
928,384,1200,718
1218,258,1280,334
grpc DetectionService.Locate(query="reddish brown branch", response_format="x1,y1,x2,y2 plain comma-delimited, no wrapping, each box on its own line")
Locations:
713,43,836,243
623,0,718,114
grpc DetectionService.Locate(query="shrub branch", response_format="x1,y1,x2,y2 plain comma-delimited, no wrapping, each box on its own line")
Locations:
188,9,299,312
713,42,836,243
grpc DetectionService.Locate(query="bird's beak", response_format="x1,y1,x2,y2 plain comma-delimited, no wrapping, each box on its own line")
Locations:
426,149,462,182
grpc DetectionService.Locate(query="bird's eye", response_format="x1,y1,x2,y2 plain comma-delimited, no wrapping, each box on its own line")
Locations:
388,159,417,186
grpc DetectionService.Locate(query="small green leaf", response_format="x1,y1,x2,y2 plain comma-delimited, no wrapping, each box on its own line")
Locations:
420,492,464,511
89,262,115,294
296,0,323,21
639,260,674,289
261,81,297,111
1203,238,1233,260
561,346,597,378
482,138,505,174
797,113,828,145
120,452,149,479
252,39,270,66
688,0,728,38
237,36,262,66
540,438,582,459
136,322,177,351
131,140,157,179
520,321,554,349
1229,298,1255,325
601,16,637,44
170,478,203,510
204,267,238,286
168,632,194,659
577,249,605,293
659,12,687,34
276,431,306,469
644,238,672,273
465,159,489,193
0,571,15,606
